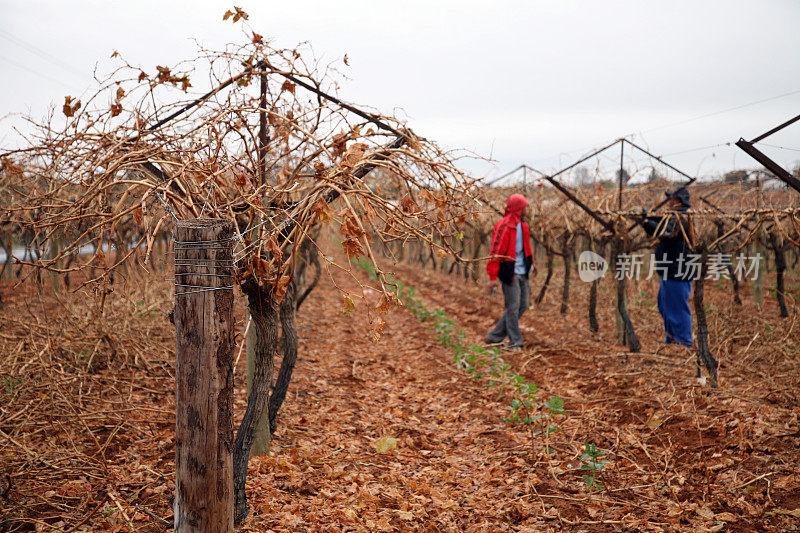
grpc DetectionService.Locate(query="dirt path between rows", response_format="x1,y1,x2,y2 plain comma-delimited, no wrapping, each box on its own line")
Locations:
242,263,569,531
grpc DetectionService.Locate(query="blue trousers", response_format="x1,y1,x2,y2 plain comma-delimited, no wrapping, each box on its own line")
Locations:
657,279,693,347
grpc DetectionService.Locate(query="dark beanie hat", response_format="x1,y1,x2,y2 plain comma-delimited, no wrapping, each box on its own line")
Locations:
665,188,691,208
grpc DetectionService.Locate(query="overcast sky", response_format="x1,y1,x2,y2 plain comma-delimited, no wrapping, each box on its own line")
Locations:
2,0,800,183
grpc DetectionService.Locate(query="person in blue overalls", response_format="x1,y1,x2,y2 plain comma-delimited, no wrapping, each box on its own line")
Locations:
639,189,693,348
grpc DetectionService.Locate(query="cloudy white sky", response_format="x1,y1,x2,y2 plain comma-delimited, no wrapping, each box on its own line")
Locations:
2,0,800,183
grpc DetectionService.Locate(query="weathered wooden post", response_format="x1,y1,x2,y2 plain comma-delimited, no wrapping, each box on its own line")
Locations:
173,219,235,532
612,234,640,352
48,228,62,296
535,251,554,305
693,247,719,386
768,231,789,318
752,238,765,308
588,238,606,333
1,227,14,281
560,233,572,314
246,321,270,456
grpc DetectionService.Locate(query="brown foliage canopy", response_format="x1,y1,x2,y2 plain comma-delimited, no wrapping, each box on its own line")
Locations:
1,35,482,297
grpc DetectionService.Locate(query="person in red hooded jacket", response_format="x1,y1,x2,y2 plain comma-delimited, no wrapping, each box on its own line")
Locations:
485,193,537,350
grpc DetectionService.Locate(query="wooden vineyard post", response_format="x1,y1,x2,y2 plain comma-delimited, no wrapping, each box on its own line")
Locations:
1,229,13,280
48,228,62,296
246,318,271,456
692,248,719,386
611,243,624,343
612,235,641,352
768,231,789,318
753,239,765,309
588,239,606,333
173,219,235,532
536,252,554,305
560,234,572,314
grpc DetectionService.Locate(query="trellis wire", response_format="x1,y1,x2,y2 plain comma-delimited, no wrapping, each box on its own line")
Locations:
173,236,234,296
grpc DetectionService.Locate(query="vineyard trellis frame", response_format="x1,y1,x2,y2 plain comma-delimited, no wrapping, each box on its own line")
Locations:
735,112,800,193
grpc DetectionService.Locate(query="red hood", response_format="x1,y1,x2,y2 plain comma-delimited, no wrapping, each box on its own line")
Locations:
504,194,529,220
